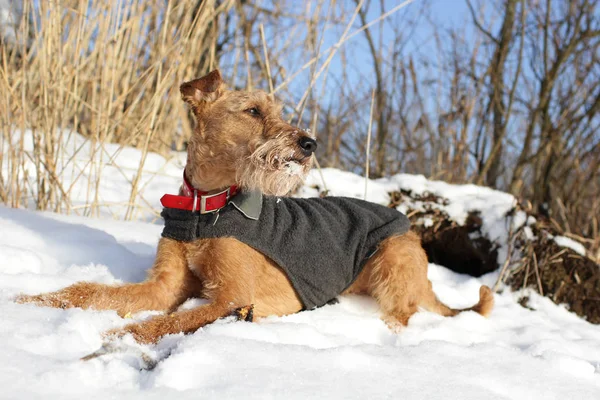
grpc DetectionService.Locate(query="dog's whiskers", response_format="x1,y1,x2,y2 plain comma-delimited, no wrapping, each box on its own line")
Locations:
235,135,309,195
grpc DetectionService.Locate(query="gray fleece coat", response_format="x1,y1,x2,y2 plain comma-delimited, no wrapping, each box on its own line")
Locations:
161,192,410,310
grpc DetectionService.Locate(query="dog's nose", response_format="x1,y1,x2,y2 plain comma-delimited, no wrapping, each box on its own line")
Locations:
298,137,317,156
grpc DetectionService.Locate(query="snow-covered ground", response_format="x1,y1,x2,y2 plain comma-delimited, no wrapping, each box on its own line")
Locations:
1,132,600,399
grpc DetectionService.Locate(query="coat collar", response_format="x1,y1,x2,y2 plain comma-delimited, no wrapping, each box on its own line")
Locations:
229,190,262,220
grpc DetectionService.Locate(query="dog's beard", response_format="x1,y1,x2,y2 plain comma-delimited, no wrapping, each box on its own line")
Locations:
237,137,311,196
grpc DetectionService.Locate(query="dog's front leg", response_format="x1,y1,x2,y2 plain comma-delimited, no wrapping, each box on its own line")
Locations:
106,257,256,344
106,302,253,344
16,238,201,316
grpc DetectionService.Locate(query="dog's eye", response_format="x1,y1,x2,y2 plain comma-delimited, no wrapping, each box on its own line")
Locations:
245,107,261,117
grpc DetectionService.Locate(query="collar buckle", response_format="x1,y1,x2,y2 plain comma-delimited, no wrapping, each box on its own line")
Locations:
199,187,232,214
191,190,199,213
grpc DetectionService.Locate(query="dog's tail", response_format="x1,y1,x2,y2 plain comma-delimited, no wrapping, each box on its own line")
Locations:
423,285,494,318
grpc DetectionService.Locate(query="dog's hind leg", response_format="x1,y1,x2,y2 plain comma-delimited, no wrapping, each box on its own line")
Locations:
362,232,425,328
362,232,493,329
16,238,201,317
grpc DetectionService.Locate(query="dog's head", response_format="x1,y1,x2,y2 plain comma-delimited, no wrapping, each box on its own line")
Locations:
180,70,316,196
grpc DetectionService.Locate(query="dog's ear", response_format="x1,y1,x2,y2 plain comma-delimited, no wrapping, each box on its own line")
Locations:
180,70,224,109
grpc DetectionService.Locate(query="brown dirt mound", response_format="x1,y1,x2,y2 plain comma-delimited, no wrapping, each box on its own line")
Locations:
505,224,600,324
388,190,600,323
389,190,498,277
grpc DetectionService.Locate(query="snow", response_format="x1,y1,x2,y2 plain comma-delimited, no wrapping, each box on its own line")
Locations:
1,134,600,399
4,129,185,221
284,161,304,175
554,235,587,256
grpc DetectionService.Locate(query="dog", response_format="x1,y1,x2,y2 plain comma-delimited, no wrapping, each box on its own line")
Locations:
17,70,494,344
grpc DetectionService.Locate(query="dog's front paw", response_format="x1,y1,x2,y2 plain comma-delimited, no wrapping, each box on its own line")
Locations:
15,282,100,310
15,293,72,309
104,315,172,344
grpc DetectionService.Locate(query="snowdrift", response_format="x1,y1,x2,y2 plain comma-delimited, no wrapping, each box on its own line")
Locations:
1,133,600,398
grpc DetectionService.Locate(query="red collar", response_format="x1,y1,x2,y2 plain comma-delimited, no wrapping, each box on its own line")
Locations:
160,172,238,213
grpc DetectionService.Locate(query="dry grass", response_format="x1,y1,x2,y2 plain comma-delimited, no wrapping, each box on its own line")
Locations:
0,0,417,219
0,0,234,216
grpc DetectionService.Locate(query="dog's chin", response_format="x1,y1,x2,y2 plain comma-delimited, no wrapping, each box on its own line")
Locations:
237,158,310,196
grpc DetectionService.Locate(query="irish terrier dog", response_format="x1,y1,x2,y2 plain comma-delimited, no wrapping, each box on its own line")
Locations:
17,70,493,344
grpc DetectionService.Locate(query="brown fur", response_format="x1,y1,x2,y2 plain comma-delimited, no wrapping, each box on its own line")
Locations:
16,70,493,344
